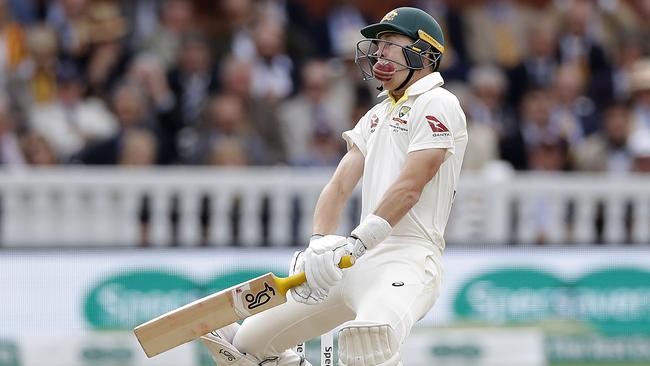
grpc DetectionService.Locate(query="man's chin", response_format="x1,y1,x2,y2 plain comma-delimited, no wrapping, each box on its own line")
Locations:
381,79,399,91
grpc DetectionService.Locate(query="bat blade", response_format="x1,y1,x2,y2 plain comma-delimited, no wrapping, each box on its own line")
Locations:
134,272,286,358
133,255,354,358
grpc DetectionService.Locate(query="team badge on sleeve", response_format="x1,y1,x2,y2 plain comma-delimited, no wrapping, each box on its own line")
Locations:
425,115,450,136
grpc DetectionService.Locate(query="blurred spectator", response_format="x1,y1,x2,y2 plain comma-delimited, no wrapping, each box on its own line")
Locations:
326,29,376,128
466,64,516,136
464,0,534,68
187,94,268,165
84,2,131,99
0,0,27,89
553,0,613,104
326,2,366,59
500,87,554,170
8,0,39,25
20,24,58,106
118,128,157,166
552,0,640,57
639,0,650,55
0,0,643,178
213,0,255,59
207,136,249,166
519,86,555,146
166,33,218,136
219,55,286,164
506,18,558,106
0,94,25,166
46,0,90,62
600,0,642,50
629,58,650,133
448,82,498,171
291,124,343,167
75,81,164,165
628,129,650,173
120,0,160,45
417,0,470,81
279,60,348,165
284,0,332,59
549,62,597,138
128,54,175,114
610,33,646,100
19,132,58,165
243,16,293,101
574,103,633,173
528,139,570,171
138,0,194,70
28,61,116,160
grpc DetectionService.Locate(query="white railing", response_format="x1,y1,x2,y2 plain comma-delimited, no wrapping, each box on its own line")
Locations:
1,168,649,247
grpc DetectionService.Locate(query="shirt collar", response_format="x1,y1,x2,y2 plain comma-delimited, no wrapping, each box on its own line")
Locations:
378,72,445,101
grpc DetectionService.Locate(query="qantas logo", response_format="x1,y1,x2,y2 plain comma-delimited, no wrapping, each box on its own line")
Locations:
425,115,449,133
370,114,379,129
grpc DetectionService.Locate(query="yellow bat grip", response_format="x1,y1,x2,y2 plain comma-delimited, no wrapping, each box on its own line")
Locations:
276,255,355,295
338,255,355,269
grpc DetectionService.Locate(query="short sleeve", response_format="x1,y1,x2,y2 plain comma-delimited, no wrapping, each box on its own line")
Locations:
408,97,460,156
342,110,370,156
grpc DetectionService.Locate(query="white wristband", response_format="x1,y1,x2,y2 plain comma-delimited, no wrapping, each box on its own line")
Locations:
351,214,392,252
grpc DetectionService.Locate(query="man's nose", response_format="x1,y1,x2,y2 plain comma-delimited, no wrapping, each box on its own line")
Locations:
374,44,386,58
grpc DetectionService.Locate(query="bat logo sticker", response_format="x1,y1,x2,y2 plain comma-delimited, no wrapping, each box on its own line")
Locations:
219,349,236,361
245,282,276,309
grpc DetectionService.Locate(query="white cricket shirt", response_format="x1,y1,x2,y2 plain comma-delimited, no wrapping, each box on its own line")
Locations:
343,72,468,251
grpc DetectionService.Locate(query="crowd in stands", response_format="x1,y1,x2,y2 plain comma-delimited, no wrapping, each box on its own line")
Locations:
0,0,648,174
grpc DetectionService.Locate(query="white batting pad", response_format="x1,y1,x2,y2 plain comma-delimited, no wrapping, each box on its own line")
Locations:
338,321,401,366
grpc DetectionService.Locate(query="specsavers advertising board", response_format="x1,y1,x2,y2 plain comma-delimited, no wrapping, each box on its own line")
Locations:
1,247,650,365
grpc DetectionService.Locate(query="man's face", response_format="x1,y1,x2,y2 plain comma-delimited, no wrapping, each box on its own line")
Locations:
113,87,145,127
375,33,412,91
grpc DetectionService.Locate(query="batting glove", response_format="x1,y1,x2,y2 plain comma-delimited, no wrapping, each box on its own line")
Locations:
304,234,349,292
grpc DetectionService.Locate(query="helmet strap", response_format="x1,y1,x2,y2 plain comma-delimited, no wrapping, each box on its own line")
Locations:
395,68,414,92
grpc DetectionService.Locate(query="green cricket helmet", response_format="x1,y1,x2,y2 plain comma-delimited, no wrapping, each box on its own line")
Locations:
355,7,445,84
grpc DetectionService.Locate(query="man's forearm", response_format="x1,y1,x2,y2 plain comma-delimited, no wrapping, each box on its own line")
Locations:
311,146,365,236
373,181,421,226
344,181,419,258
312,181,349,235
373,148,446,226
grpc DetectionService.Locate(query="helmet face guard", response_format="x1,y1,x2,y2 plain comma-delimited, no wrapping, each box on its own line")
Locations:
354,37,442,81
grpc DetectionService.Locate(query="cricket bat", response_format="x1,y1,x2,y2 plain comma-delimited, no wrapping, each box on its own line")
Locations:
134,255,355,358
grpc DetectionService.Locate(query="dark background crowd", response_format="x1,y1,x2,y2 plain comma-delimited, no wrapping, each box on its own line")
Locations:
0,0,648,174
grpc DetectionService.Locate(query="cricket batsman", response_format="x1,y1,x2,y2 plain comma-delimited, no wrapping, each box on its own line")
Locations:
202,7,468,365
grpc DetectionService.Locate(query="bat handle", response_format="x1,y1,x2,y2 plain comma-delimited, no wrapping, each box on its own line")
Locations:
277,255,356,294
338,255,355,269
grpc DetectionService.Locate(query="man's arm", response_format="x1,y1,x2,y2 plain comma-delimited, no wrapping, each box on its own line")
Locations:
344,148,447,258
373,148,447,226
312,145,364,235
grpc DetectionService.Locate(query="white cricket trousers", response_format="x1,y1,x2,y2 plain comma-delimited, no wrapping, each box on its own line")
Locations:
232,237,443,362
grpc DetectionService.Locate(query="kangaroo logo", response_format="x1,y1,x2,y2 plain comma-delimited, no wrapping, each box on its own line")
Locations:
245,282,276,310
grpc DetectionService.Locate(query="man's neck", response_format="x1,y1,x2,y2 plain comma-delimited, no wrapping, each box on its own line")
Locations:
389,90,406,101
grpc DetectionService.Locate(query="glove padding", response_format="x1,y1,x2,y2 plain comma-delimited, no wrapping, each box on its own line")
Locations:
346,235,368,258
289,250,329,305
304,235,350,292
